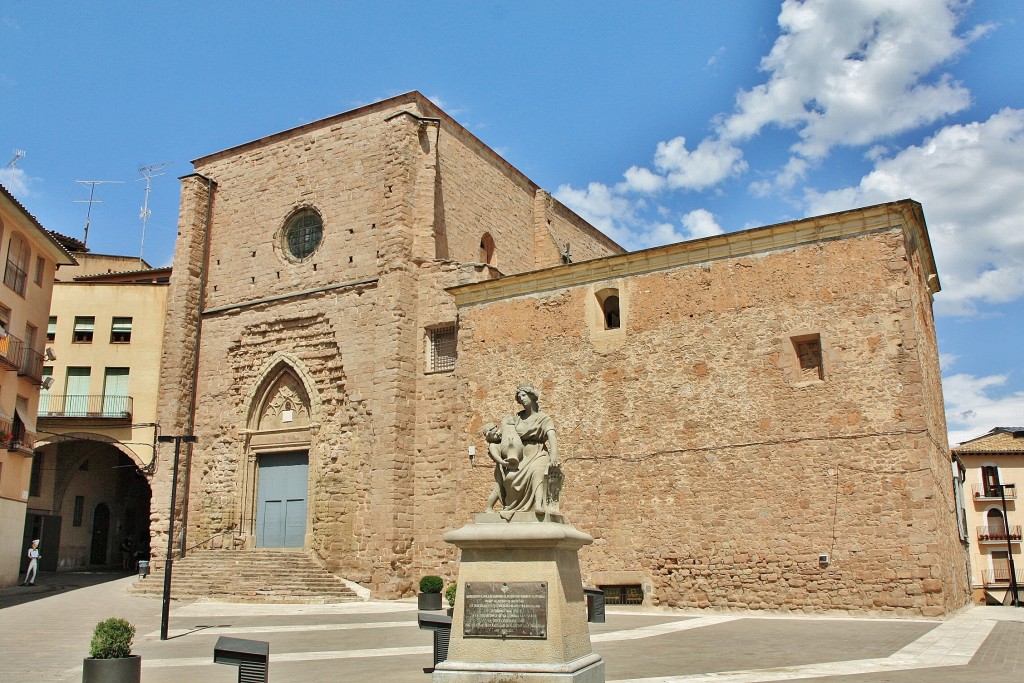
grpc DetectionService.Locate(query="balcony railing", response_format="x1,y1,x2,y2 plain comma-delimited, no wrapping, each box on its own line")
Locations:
0,333,25,371
17,347,44,384
973,483,1017,500
976,525,1023,542
38,394,133,420
983,568,1024,586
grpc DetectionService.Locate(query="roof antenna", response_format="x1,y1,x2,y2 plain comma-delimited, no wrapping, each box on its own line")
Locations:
137,162,172,262
6,149,25,168
74,179,124,247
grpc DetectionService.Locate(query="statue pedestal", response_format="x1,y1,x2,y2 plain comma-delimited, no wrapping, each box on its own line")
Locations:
434,512,605,683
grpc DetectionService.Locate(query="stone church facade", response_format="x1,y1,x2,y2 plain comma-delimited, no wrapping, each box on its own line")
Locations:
153,92,969,615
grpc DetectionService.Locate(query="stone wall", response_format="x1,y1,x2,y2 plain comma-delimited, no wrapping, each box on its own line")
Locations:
447,213,968,616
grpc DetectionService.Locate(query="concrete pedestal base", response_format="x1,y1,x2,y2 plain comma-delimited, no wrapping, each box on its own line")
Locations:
433,653,605,682
436,512,604,683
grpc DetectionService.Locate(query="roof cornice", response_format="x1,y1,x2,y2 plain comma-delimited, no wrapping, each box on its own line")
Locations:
450,199,935,308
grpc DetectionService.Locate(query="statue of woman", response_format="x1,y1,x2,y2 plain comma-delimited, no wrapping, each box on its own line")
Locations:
488,383,559,515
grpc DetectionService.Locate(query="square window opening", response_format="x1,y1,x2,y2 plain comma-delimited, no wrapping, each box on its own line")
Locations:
111,317,132,344
73,316,95,344
792,334,824,381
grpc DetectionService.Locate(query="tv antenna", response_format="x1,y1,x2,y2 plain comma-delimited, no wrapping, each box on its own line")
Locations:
6,149,25,168
74,179,124,247
137,162,172,261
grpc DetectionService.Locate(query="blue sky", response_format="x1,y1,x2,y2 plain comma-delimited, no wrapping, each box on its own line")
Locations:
1,1,1022,445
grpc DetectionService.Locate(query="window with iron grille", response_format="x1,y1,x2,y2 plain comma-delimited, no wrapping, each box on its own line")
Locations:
428,325,457,373
73,316,95,343
110,317,132,343
284,209,323,260
598,584,644,605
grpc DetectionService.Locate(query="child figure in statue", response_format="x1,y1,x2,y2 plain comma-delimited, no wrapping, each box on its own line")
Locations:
482,420,523,513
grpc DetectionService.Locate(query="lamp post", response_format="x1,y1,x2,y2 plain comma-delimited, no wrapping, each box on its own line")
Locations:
158,434,197,641
996,483,1020,607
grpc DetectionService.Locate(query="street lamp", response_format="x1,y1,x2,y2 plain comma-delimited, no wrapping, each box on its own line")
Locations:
158,434,197,641
993,482,1020,607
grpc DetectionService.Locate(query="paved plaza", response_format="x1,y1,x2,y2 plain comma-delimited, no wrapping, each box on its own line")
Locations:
1,572,1021,682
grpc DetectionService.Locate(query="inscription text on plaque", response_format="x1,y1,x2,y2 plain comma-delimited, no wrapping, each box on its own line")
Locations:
463,581,548,639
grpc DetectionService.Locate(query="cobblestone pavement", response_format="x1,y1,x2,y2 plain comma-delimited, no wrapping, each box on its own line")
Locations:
1,572,1021,682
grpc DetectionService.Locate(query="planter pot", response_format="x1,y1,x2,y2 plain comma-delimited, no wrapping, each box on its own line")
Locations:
82,655,141,683
418,592,443,610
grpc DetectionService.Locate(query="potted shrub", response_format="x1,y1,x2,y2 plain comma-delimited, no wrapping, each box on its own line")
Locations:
82,617,140,683
445,583,458,616
418,575,444,610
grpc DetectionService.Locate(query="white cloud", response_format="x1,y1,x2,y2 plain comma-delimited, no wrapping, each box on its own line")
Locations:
806,108,1024,316
555,182,688,250
944,372,1024,446
0,167,31,196
622,136,747,194
718,0,979,160
681,208,724,239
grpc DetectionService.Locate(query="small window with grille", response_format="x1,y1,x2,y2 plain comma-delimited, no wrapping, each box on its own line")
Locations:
428,324,457,373
599,584,644,605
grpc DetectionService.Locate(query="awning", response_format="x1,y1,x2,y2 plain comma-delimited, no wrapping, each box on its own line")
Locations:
15,396,36,434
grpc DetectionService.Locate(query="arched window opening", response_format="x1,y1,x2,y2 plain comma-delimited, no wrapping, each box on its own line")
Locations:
603,295,620,330
987,508,1008,540
479,233,496,267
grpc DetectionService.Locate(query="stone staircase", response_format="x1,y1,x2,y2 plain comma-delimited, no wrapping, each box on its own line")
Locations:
129,549,363,603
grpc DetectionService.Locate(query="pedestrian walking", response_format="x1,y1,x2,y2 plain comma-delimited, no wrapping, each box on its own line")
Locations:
20,539,40,586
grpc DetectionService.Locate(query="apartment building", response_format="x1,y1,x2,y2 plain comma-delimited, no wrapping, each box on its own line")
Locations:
0,184,75,586
953,427,1024,604
27,241,167,570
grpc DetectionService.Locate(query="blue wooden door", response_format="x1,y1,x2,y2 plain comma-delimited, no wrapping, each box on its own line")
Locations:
256,452,308,548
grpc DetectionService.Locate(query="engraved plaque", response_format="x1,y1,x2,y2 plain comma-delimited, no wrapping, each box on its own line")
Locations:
463,581,548,639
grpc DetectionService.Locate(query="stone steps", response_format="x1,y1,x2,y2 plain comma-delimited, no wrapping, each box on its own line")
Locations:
129,549,362,603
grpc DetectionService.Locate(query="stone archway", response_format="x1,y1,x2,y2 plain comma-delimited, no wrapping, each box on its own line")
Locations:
27,434,152,570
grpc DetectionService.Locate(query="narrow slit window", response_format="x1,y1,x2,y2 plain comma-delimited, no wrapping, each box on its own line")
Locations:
47,316,56,342
428,325,457,373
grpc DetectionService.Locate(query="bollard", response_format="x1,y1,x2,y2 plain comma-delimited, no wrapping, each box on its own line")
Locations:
213,636,269,683
418,611,452,672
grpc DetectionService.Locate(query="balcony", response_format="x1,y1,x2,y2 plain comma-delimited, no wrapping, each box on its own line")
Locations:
973,483,1017,501
982,568,1024,586
38,394,133,423
17,347,44,384
976,525,1023,543
0,333,25,371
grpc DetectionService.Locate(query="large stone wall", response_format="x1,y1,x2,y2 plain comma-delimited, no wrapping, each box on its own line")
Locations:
447,213,968,616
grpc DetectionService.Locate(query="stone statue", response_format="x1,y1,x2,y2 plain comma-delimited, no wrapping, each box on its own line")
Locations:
483,383,562,517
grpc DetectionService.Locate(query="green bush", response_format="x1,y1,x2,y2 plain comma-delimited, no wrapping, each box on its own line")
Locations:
419,575,443,594
445,583,457,607
88,618,136,659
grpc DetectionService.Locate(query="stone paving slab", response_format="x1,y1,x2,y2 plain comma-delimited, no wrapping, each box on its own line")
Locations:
2,573,1023,683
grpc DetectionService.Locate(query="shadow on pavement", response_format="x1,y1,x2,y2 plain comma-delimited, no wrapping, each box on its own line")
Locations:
0,571,132,610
